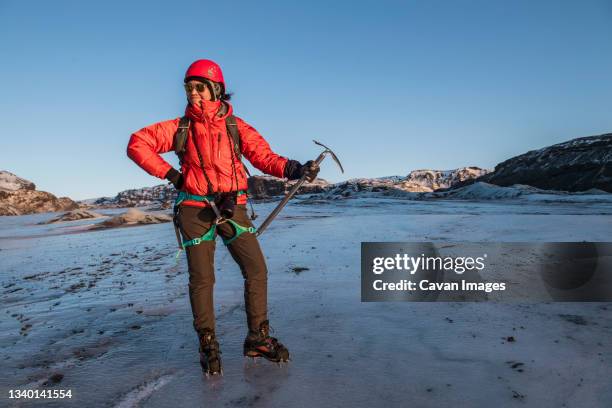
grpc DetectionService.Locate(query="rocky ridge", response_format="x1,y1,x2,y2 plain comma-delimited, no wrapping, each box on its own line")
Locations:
398,167,490,192
0,171,80,216
452,134,612,192
87,168,483,208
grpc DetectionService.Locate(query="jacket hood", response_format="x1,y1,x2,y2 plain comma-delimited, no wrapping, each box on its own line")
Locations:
185,100,233,123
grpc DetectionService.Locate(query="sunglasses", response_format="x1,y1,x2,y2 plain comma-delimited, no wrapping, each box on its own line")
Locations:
184,82,209,93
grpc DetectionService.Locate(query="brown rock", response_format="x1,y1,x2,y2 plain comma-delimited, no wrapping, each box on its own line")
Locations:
247,176,286,199
0,190,80,216
247,175,330,200
89,208,172,229
39,209,104,224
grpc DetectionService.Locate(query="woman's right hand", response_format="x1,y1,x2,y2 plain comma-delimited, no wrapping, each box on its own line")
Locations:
165,168,184,190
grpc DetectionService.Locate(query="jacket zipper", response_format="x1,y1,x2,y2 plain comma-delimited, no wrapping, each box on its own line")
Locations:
204,120,219,193
209,122,220,191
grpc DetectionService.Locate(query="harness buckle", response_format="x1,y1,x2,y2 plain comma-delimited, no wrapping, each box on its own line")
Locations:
214,216,228,225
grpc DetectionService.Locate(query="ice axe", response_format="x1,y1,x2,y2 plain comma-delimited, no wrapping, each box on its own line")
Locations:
256,140,344,236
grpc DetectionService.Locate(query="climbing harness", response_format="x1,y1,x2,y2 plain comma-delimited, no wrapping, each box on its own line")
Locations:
173,191,257,259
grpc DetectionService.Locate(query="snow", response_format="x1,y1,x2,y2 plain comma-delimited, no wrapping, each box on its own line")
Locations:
1,199,611,407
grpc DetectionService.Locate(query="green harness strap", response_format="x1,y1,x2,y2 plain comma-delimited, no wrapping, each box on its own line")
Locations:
221,220,257,246
181,225,218,247
175,191,217,206
174,191,256,251
175,190,248,205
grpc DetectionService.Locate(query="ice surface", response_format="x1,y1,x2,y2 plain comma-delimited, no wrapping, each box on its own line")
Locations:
1,199,611,407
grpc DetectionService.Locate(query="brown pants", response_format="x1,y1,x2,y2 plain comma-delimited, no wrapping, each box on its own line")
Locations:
177,204,268,334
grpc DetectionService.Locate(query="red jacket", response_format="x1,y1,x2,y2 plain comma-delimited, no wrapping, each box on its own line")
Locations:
127,100,288,207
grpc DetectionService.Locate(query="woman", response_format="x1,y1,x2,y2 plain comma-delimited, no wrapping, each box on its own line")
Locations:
127,59,319,375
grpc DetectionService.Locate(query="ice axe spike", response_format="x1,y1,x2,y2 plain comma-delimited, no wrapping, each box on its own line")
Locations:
255,140,344,237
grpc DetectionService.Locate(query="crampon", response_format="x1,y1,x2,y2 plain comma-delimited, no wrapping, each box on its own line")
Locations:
198,328,222,376
243,320,289,363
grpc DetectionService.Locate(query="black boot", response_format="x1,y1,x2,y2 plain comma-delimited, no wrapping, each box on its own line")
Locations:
243,320,289,363
198,328,222,375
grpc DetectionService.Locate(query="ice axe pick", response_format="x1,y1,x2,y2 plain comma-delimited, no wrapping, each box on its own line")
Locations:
255,140,344,236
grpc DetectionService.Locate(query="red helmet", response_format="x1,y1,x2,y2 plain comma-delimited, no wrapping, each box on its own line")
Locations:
184,59,225,86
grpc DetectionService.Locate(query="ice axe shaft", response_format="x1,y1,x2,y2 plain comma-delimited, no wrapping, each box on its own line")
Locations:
256,140,343,237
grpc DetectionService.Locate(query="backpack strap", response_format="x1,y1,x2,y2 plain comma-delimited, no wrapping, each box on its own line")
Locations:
225,115,241,160
225,114,257,221
174,116,191,165
225,115,251,177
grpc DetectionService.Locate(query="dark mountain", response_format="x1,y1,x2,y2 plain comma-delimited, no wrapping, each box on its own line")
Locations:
447,134,612,192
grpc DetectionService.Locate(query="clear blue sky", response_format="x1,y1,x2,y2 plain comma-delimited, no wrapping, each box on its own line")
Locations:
1,0,611,200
